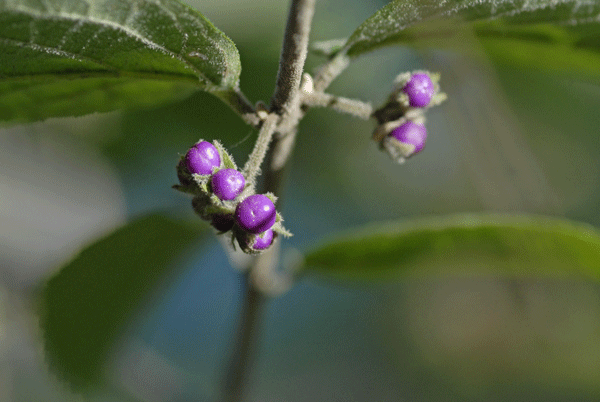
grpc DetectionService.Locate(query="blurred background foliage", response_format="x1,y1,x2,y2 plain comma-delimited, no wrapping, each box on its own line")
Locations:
1,0,600,401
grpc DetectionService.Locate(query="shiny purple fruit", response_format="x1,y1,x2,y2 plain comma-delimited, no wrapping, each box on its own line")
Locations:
403,73,434,108
253,229,274,250
211,169,245,201
185,141,220,175
235,194,277,234
389,121,427,154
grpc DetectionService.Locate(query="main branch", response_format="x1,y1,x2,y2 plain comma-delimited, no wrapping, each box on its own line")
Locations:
270,0,316,117
222,1,316,401
221,274,265,402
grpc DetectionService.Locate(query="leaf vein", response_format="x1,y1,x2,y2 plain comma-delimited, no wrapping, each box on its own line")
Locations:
1,36,112,70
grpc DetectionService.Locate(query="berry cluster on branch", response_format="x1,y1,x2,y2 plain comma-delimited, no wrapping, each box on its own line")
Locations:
175,70,445,253
372,71,447,163
174,140,291,254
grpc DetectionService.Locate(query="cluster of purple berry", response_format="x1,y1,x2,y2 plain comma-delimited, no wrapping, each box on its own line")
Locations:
373,71,445,163
175,140,289,253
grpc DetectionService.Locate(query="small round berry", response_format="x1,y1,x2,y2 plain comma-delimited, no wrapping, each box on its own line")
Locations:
389,121,427,154
211,214,235,232
211,169,245,201
235,194,277,234
185,141,220,175
252,229,274,250
403,73,434,108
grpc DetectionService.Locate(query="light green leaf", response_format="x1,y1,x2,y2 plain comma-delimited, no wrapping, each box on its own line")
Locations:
0,0,241,123
39,213,207,389
342,0,600,72
304,214,600,281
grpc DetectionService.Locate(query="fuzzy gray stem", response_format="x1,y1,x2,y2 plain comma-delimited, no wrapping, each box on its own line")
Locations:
242,113,279,185
270,0,316,116
312,52,350,92
221,1,317,401
302,91,372,119
215,87,260,127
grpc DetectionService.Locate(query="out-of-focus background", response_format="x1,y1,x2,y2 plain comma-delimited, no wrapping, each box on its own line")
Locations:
2,0,600,401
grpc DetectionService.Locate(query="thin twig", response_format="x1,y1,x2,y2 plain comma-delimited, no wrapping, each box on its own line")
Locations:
302,91,372,119
312,52,350,92
242,113,279,185
215,87,260,127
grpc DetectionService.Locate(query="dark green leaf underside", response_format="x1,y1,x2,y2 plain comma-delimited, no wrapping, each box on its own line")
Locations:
305,214,600,281
39,213,207,389
344,0,600,57
0,75,197,123
0,0,240,122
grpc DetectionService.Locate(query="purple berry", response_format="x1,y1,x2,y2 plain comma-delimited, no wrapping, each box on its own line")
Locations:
235,194,277,234
211,214,235,232
403,73,434,108
389,121,427,154
252,229,274,250
185,141,220,175
211,169,245,201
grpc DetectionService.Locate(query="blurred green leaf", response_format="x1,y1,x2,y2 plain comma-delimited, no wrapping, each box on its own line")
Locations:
39,213,207,390
0,0,241,124
304,214,600,281
342,0,600,78
394,19,600,80
474,21,600,80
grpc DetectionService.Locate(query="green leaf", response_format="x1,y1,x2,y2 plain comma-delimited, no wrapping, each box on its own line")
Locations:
304,214,600,281
342,0,600,62
0,0,241,123
474,21,600,80
39,213,207,390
